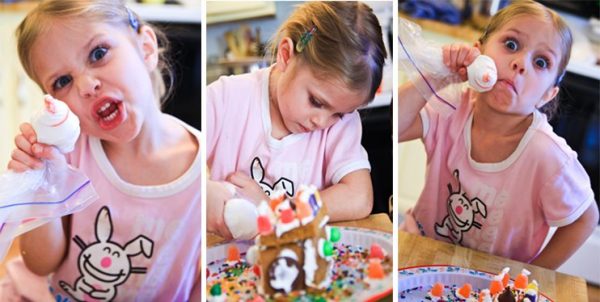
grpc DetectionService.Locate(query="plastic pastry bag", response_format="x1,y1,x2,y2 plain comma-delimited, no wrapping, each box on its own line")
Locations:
0,95,98,260
398,17,464,114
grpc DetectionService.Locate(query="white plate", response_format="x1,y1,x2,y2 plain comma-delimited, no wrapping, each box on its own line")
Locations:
398,265,552,301
207,227,393,301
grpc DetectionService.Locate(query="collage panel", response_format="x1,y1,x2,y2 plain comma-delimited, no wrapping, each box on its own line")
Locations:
397,0,599,301
205,1,394,301
0,0,202,301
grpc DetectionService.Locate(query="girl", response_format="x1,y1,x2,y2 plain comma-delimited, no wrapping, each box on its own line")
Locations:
207,1,387,238
398,0,598,269
6,0,201,300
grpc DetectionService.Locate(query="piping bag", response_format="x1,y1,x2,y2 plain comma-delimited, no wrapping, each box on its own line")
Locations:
0,95,98,260
398,17,497,114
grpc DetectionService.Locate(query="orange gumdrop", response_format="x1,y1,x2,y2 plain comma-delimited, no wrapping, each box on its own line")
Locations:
257,215,272,235
269,195,285,211
296,201,312,219
430,282,444,297
227,245,240,262
367,259,385,279
502,272,510,288
457,283,472,298
515,273,528,290
489,279,503,295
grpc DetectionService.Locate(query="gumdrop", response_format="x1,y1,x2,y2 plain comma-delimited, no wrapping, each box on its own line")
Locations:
296,201,312,220
490,278,503,295
515,269,530,290
456,283,472,298
280,208,295,223
368,243,386,260
227,245,240,262
367,258,385,279
252,265,261,277
329,227,341,243
210,283,222,296
430,282,444,297
257,215,272,235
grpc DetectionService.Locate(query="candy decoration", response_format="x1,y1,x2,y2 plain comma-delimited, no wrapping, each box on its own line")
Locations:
429,282,444,297
368,243,386,260
269,194,286,212
479,289,492,302
308,193,320,214
329,227,341,243
501,267,511,288
489,276,503,295
210,283,222,296
280,209,295,224
250,296,265,302
456,283,472,299
257,215,273,235
515,269,531,291
296,201,312,220
227,245,240,262
322,240,333,257
367,258,385,279
252,264,261,277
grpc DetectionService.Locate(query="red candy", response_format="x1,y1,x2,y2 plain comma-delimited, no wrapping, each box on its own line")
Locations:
430,282,444,297
280,208,295,223
368,243,386,260
457,283,472,298
257,215,272,235
252,264,261,277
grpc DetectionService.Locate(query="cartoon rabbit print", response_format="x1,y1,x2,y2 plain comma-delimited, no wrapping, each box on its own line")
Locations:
251,157,294,197
435,170,488,244
59,206,154,301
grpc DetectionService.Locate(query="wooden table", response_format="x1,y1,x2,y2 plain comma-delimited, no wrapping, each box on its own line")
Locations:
208,213,393,246
398,231,589,301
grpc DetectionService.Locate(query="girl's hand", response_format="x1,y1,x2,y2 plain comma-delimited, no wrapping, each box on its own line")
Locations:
226,172,268,205
442,43,481,82
8,123,59,172
399,208,420,234
206,180,235,239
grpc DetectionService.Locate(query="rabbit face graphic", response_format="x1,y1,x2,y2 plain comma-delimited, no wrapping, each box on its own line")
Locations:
251,157,294,197
59,206,153,302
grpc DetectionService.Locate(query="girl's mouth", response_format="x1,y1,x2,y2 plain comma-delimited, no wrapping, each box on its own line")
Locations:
93,98,125,130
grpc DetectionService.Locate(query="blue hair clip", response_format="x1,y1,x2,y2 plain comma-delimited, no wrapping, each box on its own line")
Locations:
126,8,139,32
555,70,566,86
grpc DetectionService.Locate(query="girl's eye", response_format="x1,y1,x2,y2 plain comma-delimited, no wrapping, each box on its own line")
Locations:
504,39,518,51
53,75,72,90
335,113,344,119
535,57,549,69
309,97,322,108
90,46,108,63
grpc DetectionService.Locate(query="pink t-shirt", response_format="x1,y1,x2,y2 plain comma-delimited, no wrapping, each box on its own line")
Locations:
48,117,202,301
207,67,370,197
413,90,594,263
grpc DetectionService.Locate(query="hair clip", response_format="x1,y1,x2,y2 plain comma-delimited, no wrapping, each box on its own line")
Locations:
296,26,317,53
126,8,140,33
555,70,566,86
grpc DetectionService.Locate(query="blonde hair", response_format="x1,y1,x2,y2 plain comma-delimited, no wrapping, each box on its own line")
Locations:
268,1,387,103
478,0,572,119
15,0,174,104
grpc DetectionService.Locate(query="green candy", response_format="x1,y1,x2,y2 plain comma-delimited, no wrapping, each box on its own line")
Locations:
323,241,334,257
210,283,222,296
329,227,341,243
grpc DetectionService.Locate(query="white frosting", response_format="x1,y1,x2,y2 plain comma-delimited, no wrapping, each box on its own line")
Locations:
316,259,334,289
245,245,259,266
269,255,299,293
208,294,226,302
257,201,276,225
31,95,80,153
467,55,497,92
224,198,258,240
303,240,317,285
275,217,299,237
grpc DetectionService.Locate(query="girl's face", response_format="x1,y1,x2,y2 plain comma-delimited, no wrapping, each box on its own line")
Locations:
479,15,561,115
275,60,367,134
30,18,158,143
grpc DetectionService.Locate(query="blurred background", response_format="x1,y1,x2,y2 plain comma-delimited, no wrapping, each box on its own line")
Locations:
206,1,395,218
397,0,600,296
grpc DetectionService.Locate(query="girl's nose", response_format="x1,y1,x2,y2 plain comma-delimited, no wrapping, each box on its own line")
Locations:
311,114,332,130
76,75,101,98
511,56,526,75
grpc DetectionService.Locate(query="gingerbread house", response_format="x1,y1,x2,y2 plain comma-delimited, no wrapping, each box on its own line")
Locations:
247,186,341,296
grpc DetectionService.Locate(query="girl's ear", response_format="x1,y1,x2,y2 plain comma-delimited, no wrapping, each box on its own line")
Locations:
474,41,482,51
139,25,159,71
276,37,295,72
538,86,559,108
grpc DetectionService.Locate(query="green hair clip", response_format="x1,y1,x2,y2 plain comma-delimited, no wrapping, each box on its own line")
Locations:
296,26,317,53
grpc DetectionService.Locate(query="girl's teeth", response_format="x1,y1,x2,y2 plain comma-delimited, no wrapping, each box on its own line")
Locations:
103,110,118,122
98,103,111,114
